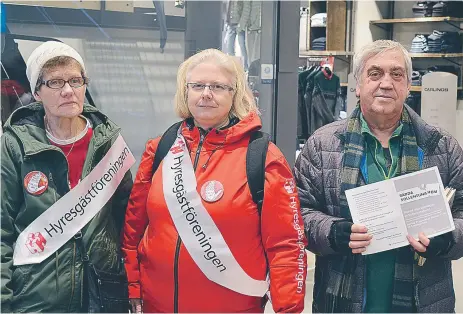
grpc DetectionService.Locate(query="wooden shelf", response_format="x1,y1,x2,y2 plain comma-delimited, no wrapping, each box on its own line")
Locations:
340,83,348,87
410,86,462,92
299,50,354,57
370,17,463,25
409,53,463,58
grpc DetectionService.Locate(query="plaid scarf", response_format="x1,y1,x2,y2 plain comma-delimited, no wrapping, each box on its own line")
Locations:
325,106,420,313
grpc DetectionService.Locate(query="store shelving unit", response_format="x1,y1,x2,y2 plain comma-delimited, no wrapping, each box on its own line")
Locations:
301,0,348,51
299,50,354,56
299,50,353,64
409,53,463,58
369,2,463,97
370,16,463,31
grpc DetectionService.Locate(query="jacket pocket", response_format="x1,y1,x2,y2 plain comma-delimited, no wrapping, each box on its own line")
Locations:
89,263,129,313
11,264,34,297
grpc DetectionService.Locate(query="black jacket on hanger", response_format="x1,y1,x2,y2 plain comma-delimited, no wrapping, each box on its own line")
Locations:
298,66,343,139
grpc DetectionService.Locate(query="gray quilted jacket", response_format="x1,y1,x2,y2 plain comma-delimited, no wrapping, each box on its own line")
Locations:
294,106,463,313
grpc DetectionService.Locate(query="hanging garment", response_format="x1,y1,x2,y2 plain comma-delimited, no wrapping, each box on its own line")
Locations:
247,0,261,31
303,69,342,136
246,30,260,64
309,70,342,134
223,23,248,70
297,66,317,139
153,1,167,51
301,67,320,138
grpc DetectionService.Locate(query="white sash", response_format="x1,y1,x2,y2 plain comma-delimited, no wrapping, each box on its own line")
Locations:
162,135,269,297
13,135,135,266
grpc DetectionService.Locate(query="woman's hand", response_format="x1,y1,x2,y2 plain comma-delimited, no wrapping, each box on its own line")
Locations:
129,298,143,314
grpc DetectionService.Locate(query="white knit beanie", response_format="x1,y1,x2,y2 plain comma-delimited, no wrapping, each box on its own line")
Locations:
26,41,86,93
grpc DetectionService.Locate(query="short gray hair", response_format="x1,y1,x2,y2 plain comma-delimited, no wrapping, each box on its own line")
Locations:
353,40,412,84
35,56,86,92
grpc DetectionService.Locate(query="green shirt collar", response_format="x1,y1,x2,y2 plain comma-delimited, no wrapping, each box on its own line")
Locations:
360,113,403,139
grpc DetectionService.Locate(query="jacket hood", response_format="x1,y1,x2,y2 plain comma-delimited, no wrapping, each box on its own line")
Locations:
181,111,262,146
3,102,120,156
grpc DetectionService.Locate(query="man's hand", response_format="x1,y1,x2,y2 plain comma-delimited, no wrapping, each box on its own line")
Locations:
407,231,453,258
349,224,373,254
407,232,430,253
130,298,143,314
329,221,373,254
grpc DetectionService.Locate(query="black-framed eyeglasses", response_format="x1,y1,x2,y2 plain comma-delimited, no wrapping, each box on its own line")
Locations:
186,82,234,93
40,77,88,89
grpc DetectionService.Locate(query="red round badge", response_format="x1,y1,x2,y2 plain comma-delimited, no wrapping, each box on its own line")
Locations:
200,180,224,203
24,171,49,196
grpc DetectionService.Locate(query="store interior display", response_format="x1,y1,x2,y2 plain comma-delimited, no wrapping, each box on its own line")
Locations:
297,61,344,140
410,31,462,53
370,0,463,142
412,65,461,87
308,1,326,51
300,0,347,52
299,0,462,149
404,1,463,111
222,0,262,72
310,13,327,27
311,37,326,51
412,1,463,18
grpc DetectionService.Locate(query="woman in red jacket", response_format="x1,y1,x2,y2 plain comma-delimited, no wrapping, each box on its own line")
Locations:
122,48,307,313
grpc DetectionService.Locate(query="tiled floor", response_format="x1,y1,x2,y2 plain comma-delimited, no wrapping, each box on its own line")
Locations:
266,253,463,313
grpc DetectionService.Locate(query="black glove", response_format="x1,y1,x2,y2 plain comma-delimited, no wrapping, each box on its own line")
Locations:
328,220,353,253
416,232,454,258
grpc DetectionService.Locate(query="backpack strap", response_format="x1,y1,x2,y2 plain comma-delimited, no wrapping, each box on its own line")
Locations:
246,131,270,215
152,124,270,214
152,121,183,177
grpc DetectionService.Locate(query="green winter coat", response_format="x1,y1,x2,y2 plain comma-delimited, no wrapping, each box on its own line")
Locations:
1,102,133,313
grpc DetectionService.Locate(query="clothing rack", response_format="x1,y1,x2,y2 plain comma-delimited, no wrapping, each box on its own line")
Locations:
298,62,344,140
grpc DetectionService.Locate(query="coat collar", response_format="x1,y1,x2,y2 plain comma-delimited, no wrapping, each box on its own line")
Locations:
4,102,120,156
334,104,442,155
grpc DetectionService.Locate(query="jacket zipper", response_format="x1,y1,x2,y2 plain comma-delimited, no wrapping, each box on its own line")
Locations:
173,132,205,313
50,173,76,310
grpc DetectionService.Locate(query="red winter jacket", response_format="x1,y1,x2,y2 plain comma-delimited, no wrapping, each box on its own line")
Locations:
122,112,307,313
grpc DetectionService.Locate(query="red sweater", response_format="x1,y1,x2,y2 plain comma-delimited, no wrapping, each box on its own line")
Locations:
50,128,93,188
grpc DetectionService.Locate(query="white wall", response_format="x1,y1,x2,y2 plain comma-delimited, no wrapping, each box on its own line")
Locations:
352,0,388,52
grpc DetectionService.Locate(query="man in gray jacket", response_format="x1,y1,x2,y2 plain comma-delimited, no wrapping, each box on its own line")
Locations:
294,40,463,313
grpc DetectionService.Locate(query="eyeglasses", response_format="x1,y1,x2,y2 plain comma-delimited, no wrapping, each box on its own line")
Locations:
186,82,234,93
40,77,88,89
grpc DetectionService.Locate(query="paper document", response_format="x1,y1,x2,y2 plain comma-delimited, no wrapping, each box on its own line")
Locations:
345,167,455,255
